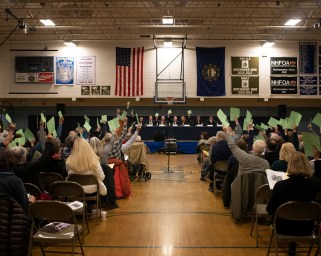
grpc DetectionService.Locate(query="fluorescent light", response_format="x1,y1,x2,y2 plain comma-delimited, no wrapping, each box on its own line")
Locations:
284,19,301,26
64,41,77,47
262,42,275,48
163,41,173,47
162,16,174,25
40,19,55,26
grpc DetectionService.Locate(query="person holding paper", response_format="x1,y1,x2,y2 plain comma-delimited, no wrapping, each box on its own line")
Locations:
0,123,16,149
266,151,321,255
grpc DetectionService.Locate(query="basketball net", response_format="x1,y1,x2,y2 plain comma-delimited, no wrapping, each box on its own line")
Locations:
166,97,174,105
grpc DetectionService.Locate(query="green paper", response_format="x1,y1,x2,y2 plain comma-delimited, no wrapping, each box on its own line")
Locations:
302,132,321,157
83,122,91,132
16,137,26,146
222,119,230,127
260,123,269,130
47,117,56,134
230,107,240,121
254,124,265,132
254,134,265,142
168,109,172,115
84,115,90,123
108,118,120,132
58,111,63,119
268,117,279,127
155,113,159,118
187,110,192,115
242,110,252,131
119,110,127,121
136,113,140,124
130,122,136,129
217,109,227,123
16,129,24,135
287,111,302,129
5,113,12,123
52,130,57,138
101,115,107,122
77,122,81,128
8,139,17,148
312,113,321,128
40,113,46,123
24,128,35,142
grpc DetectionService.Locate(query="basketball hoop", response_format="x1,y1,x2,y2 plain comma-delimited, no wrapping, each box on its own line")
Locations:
166,97,174,105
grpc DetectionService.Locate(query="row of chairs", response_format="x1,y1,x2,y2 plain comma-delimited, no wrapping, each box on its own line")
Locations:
25,172,103,256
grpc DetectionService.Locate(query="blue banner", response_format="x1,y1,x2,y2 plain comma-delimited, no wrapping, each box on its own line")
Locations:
196,47,225,96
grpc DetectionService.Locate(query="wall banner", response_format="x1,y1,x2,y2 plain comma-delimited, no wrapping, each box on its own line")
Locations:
299,42,317,74
270,57,297,75
231,76,259,95
231,57,259,75
76,56,96,85
299,76,318,85
300,86,318,95
270,76,298,94
55,57,74,85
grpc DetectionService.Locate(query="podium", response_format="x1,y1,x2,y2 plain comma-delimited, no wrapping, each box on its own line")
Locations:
165,138,177,173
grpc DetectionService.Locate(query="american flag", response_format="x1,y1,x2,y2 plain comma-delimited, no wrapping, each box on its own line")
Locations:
115,47,144,96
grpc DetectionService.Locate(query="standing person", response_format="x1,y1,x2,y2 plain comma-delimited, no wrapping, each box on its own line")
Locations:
267,151,321,255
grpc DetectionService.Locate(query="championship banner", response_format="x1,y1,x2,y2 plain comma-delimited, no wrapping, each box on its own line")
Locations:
196,47,226,96
270,57,297,75
299,76,317,85
55,57,74,85
76,56,96,85
271,76,298,94
300,86,318,95
299,42,317,74
231,57,259,75
231,76,259,95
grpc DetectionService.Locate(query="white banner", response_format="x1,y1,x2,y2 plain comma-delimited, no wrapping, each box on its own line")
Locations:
15,73,39,83
76,56,96,85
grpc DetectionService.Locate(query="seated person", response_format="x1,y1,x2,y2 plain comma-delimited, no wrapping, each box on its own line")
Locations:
206,116,215,126
180,116,190,126
158,116,167,126
171,116,180,126
194,116,203,126
267,151,321,255
146,116,154,126
264,138,280,167
271,142,296,172
139,117,145,126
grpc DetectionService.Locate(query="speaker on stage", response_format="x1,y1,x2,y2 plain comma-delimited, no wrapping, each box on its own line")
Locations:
278,104,287,118
56,103,65,115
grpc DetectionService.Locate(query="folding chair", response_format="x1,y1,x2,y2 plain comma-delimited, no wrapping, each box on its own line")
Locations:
213,161,228,196
28,201,85,256
24,182,42,198
250,184,272,247
39,172,64,192
50,181,89,243
67,174,102,224
267,201,321,256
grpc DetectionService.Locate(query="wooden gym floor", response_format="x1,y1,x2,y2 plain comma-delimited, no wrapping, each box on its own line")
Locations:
31,154,304,256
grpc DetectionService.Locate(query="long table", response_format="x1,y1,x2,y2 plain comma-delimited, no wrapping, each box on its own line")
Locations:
137,126,221,141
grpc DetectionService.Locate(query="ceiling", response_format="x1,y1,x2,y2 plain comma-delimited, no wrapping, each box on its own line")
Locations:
0,0,321,45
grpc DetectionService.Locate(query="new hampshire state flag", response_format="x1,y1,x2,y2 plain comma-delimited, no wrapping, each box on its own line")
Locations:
196,47,226,96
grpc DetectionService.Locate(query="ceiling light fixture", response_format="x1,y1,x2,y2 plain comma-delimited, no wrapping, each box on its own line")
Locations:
284,19,301,26
162,16,174,25
40,19,55,26
262,41,275,48
163,41,173,47
64,41,77,47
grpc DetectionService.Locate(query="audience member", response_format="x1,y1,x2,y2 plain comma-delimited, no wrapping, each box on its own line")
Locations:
264,139,280,167
271,142,296,172
266,151,321,255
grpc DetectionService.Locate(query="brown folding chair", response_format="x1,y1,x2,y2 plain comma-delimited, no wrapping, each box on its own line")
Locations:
50,181,89,243
213,161,228,196
267,201,321,256
39,172,64,192
67,174,102,224
28,201,85,256
250,184,272,247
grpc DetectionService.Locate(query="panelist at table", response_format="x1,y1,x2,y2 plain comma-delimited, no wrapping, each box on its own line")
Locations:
206,116,216,126
146,116,154,126
180,116,191,126
171,116,180,126
158,116,168,126
194,116,203,126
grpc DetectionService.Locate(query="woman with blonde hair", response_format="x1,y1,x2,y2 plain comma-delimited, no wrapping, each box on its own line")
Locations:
66,138,107,195
267,151,321,255
271,142,296,172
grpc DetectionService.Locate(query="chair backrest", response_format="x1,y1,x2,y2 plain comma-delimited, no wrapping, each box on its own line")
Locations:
39,172,64,192
50,181,85,199
275,201,321,222
24,183,42,198
29,200,75,221
67,174,100,194
214,161,228,172
0,195,29,256
255,184,272,204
